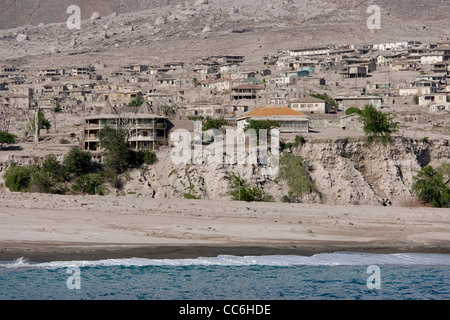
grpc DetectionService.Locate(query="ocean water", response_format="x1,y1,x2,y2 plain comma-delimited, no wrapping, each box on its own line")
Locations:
0,253,449,300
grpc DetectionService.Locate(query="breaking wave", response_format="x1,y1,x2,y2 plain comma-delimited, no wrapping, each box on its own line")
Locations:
1,252,450,269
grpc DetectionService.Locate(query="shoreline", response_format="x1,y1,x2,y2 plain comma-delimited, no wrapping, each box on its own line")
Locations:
1,241,450,262
1,193,449,263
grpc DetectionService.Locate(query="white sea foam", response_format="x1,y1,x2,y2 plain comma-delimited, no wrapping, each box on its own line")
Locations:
1,253,450,269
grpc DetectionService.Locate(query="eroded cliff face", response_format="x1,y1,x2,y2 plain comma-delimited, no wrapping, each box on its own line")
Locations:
1,137,448,207
118,137,448,207
296,137,449,206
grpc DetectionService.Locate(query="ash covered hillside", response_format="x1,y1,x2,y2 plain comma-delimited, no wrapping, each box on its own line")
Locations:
0,0,448,65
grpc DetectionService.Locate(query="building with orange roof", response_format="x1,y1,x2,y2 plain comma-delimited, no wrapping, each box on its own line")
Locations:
237,106,309,133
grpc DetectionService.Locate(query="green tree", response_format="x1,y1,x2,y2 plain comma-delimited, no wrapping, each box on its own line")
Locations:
358,104,398,145
98,126,134,174
310,93,338,108
0,131,16,149
412,165,450,208
127,96,145,107
28,110,51,134
41,154,66,182
63,147,93,177
244,119,280,140
203,118,227,132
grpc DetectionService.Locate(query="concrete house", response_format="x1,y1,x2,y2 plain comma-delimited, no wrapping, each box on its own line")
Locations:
419,93,448,106
287,46,330,57
231,84,265,100
290,96,329,114
339,66,367,78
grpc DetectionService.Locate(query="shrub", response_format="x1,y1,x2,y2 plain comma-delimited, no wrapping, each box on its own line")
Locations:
345,107,362,115
72,173,104,195
142,151,158,165
295,135,305,144
29,170,57,194
134,150,158,166
60,138,70,144
3,165,37,192
183,193,201,200
127,96,145,107
412,165,450,208
63,147,92,177
0,131,16,149
226,172,274,202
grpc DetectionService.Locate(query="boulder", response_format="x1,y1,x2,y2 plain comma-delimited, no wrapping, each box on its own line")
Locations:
90,12,101,21
16,34,29,42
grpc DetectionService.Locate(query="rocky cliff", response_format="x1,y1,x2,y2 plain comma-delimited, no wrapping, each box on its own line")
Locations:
119,137,449,206
1,137,448,207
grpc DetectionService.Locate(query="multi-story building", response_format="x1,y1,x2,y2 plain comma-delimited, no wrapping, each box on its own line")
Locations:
83,101,169,151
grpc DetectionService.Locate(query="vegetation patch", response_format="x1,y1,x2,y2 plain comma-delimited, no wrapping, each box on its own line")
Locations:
279,152,316,199
226,172,273,202
412,165,450,208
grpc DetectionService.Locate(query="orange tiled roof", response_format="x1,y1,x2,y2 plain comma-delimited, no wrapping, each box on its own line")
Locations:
244,106,306,117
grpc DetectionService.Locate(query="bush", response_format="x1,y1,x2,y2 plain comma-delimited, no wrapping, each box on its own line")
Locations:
412,165,450,208
29,170,57,194
345,107,362,115
183,193,201,200
0,131,16,148
295,135,305,144
127,96,145,107
63,147,92,177
72,173,104,195
3,165,37,192
227,172,274,202
142,151,158,165
60,138,70,144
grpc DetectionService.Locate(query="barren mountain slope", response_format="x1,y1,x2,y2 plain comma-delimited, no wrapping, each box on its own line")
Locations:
1,0,449,67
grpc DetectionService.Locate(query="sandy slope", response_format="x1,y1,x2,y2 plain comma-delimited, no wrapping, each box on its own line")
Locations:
0,192,449,261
